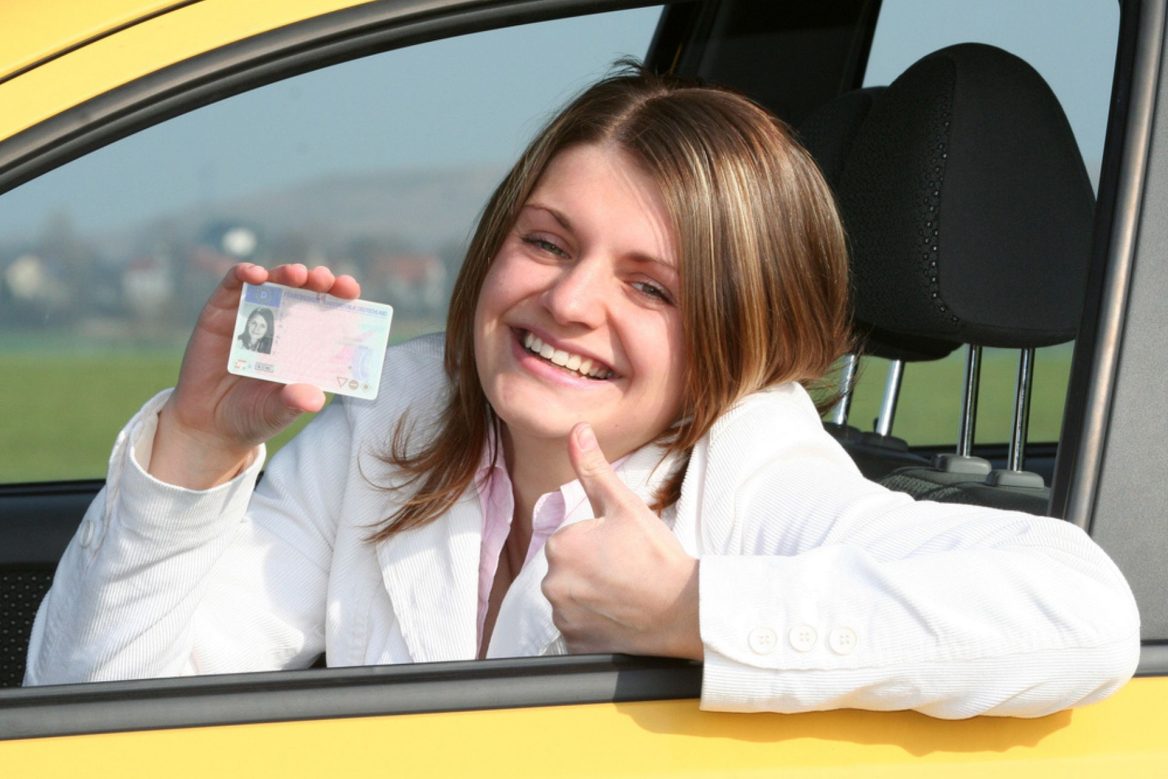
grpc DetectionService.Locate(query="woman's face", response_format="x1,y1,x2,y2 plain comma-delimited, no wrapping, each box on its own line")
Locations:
474,143,686,461
248,313,268,341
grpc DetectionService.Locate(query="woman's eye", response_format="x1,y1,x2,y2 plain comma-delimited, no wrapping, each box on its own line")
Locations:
633,280,674,304
521,235,568,257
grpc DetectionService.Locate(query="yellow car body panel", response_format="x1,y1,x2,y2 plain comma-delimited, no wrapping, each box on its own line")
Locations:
0,678,1163,775
0,0,180,80
0,0,373,142
0,0,182,79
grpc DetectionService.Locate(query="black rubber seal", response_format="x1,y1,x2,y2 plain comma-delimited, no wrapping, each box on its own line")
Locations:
0,655,701,741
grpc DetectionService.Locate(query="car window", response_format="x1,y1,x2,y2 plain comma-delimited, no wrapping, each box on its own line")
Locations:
0,6,663,484
844,0,1118,448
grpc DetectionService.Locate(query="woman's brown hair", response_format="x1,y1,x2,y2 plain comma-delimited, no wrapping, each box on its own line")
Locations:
371,63,851,541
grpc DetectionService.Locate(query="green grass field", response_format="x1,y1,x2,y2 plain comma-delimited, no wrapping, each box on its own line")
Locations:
1,335,1073,484
2,336,322,484
845,344,1073,447
0,348,323,483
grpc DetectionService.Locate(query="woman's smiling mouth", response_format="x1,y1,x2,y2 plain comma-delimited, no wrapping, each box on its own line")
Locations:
521,330,615,380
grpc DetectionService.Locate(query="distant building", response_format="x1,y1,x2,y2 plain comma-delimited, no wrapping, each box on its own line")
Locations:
370,253,447,313
122,253,173,320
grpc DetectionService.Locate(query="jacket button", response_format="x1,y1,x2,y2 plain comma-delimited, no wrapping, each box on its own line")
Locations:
829,627,858,655
788,625,817,652
747,627,777,654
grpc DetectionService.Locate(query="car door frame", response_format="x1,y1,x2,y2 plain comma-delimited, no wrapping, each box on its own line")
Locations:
3,0,1166,746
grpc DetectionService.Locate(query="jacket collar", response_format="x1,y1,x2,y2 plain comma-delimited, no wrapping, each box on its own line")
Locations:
375,490,482,662
375,439,680,662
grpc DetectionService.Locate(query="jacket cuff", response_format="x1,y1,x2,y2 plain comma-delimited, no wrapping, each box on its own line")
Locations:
82,389,266,551
698,552,874,713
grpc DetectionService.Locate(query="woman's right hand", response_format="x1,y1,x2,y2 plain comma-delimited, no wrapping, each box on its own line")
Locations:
149,263,360,489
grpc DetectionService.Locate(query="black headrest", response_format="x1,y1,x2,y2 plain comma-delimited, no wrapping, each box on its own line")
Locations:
837,43,1094,349
800,87,959,362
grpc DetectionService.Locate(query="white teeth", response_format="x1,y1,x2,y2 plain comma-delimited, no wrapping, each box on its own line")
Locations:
521,331,612,380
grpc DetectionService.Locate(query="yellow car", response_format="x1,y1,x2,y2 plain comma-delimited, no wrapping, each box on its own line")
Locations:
1,0,1165,774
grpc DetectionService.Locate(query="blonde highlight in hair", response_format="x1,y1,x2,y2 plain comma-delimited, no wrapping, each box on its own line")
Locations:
371,64,851,540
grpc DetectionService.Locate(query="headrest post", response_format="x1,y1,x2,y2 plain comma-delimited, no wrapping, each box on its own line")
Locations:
957,345,982,456
1008,347,1036,471
875,359,904,437
827,353,859,426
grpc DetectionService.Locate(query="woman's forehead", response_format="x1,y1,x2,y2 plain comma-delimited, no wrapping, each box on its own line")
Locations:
525,143,678,268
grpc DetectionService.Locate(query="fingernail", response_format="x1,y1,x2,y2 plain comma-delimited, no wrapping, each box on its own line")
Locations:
576,423,597,451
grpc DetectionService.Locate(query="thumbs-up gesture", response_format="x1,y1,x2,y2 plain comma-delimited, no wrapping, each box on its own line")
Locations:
542,422,703,660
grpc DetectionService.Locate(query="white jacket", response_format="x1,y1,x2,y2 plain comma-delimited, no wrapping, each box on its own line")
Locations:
25,334,1140,718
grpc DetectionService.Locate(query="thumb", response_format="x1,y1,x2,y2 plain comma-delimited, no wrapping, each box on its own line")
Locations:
568,422,637,518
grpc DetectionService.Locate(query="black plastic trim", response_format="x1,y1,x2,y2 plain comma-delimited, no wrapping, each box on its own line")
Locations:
840,0,882,92
643,0,711,74
1136,640,1168,675
0,655,701,741
0,0,674,196
0,480,96,564
0,479,104,498
1054,0,1163,530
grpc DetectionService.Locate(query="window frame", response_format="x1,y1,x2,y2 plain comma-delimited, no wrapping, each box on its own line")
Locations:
4,0,1166,746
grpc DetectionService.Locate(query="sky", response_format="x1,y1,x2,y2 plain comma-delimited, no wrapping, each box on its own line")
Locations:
864,0,1118,184
0,1,1120,242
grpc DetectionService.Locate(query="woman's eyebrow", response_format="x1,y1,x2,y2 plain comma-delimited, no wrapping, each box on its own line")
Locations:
523,203,572,230
628,252,678,273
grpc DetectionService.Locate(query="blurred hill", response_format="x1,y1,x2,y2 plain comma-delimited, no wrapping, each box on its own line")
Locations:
0,164,508,331
215,164,505,252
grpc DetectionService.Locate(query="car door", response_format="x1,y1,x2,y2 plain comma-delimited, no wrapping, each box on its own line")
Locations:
1,0,1166,774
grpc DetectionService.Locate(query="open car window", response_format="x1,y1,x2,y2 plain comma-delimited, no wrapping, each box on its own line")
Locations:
0,5,663,486
0,3,664,693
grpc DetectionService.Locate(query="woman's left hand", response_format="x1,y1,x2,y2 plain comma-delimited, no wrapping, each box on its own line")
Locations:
542,423,703,660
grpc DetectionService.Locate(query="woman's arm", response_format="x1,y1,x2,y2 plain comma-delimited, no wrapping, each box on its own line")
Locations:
24,263,362,684
692,390,1140,718
697,462,1140,718
542,389,1139,718
23,389,355,684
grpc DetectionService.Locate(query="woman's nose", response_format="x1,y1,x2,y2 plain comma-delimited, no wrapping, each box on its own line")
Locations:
541,257,609,328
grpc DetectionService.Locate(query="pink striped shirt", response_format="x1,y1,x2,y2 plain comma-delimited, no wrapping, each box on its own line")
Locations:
473,444,592,646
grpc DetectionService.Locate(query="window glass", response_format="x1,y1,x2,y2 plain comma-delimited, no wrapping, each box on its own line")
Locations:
0,7,662,483
846,0,1117,446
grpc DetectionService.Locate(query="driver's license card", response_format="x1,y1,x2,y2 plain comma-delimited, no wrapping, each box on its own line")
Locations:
227,282,393,400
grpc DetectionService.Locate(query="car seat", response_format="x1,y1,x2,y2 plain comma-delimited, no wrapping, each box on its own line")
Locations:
806,43,1095,511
